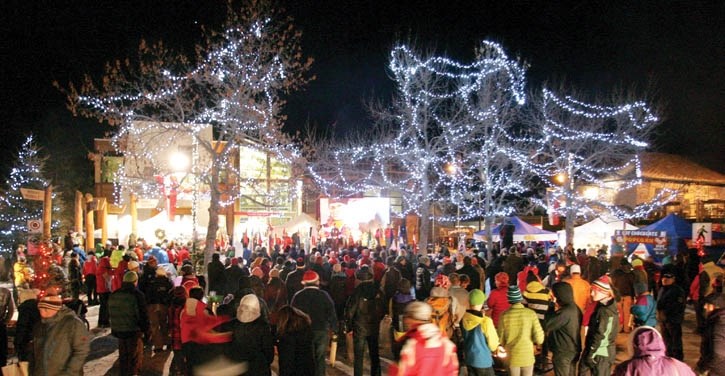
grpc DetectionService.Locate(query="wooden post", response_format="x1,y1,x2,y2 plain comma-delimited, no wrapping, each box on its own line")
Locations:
85,193,95,251
130,193,138,237
100,198,108,246
42,186,52,240
75,191,84,233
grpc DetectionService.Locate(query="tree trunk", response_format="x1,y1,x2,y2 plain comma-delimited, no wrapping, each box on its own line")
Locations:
204,162,220,271
485,215,495,263
564,191,575,247
419,204,430,255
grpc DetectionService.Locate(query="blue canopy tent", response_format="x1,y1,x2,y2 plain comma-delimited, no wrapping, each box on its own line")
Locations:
473,216,558,242
628,213,692,259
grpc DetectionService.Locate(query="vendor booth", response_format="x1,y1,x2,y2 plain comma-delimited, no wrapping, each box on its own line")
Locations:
473,216,558,242
557,215,639,250
615,213,691,260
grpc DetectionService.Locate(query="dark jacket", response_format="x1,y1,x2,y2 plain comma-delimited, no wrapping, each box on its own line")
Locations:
344,280,385,336
415,265,432,301
145,275,173,305
277,326,315,376
15,298,40,362
611,267,635,299
697,307,725,373
285,268,305,303
583,298,619,362
207,259,226,295
291,286,338,332
457,264,481,290
223,264,247,294
108,282,149,337
657,283,686,324
545,282,582,357
229,317,274,376
380,266,402,304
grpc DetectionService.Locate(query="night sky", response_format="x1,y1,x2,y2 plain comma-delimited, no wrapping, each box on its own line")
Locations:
2,1,723,177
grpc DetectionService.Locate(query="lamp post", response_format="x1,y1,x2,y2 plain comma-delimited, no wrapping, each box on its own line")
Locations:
444,162,460,228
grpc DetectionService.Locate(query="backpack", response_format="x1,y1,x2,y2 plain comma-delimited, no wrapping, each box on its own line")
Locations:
427,296,453,338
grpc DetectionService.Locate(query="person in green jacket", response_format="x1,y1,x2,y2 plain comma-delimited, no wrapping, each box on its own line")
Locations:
580,275,619,376
497,285,544,376
545,282,582,376
32,293,90,376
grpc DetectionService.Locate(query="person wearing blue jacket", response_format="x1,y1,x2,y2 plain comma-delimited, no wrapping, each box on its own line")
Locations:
461,289,501,376
631,282,657,328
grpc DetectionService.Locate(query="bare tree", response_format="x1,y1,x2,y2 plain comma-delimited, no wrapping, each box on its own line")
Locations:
308,41,527,254
529,86,663,246
59,0,312,263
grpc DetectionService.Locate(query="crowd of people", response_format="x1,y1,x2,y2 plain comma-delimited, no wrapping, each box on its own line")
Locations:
1,237,724,376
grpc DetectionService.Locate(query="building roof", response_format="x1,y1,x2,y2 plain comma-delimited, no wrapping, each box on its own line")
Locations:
640,152,725,185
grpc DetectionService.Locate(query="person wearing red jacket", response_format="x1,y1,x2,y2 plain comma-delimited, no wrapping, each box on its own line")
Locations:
485,272,511,327
391,301,458,376
95,255,112,327
83,251,98,305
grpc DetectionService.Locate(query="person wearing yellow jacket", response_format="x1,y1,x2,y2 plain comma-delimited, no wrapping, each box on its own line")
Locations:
497,285,544,376
461,289,501,376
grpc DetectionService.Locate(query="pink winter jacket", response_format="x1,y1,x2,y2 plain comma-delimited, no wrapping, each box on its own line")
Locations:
613,326,695,376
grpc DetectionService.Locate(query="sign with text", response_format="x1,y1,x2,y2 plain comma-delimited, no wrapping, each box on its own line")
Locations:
20,188,45,201
614,229,668,255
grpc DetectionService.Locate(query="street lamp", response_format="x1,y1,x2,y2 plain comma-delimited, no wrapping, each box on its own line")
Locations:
444,162,461,228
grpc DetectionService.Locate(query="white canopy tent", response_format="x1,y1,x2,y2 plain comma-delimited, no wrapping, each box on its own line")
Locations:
557,215,638,250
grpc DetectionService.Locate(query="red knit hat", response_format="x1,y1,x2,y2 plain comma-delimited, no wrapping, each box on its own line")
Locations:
495,272,509,287
302,270,319,285
592,275,613,295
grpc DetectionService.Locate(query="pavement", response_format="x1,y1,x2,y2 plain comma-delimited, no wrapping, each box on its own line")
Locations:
4,285,704,375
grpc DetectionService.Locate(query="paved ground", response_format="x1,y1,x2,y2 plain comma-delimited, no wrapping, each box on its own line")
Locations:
5,287,703,375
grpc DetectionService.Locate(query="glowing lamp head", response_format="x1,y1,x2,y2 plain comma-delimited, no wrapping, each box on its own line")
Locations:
169,152,190,172
554,173,566,185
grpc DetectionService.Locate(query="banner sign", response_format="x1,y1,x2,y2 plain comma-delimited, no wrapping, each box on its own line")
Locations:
20,188,45,201
615,230,668,255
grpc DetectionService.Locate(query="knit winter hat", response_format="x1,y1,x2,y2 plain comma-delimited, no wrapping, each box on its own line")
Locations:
37,295,63,311
302,270,319,285
469,289,486,307
570,264,581,274
507,285,523,303
404,301,432,322
434,274,450,289
631,259,643,267
123,271,139,283
495,272,509,288
592,275,613,295
236,294,261,323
